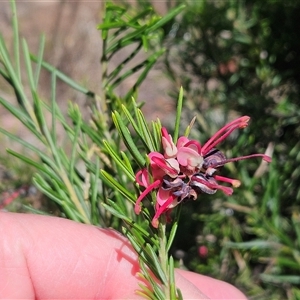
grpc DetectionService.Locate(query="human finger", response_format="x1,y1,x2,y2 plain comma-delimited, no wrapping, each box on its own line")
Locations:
0,212,246,299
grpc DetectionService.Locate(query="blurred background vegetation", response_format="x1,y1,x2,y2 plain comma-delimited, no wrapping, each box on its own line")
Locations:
1,1,300,299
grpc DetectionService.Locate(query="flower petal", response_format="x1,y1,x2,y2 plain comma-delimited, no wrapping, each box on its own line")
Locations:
135,168,149,187
157,187,172,205
191,174,233,195
151,156,180,177
161,127,177,158
201,116,250,155
135,179,161,214
184,140,202,153
177,136,190,148
177,147,203,168
214,175,241,187
151,194,178,228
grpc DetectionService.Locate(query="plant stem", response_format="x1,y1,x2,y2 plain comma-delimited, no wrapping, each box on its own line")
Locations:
158,215,170,299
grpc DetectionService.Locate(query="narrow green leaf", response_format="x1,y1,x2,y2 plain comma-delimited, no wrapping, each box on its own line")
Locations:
69,109,82,184
120,151,135,176
110,56,157,89
144,4,185,34
22,39,45,135
0,65,10,82
135,284,153,300
22,39,36,93
0,96,43,139
33,174,63,206
184,116,196,138
127,7,153,25
105,3,126,15
126,222,159,249
145,243,167,284
139,261,165,299
106,43,142,85
264,219,294,248
292,212,300,247
104,26,147,55
90,157,100,225
6,149,53,178
176,288,183,300
121,103,142,136
23,205,51,215
152,119,162,151
167,221,179,253
0,37,33,116
60,200,85,223
50,71,57,144
260,274,300,285
103,6,153,46
112,111,145,167
97,21,128,30
169,256,177,300
127,227,148,249
100,170,136,202
225,240,282,250
124,229,163,283
103,140,135,181
277,256,300,271
34,34,45,88
142,34,149,52
124,230,150,260
30,54,95,98
125,49,165,100
10,0,20,80
173,87,184,143
101,204,124,223
121,102,154,152
0,126,43,157
137,109,155,152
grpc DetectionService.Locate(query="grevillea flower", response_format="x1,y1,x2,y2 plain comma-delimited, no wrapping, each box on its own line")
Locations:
135,116,272,228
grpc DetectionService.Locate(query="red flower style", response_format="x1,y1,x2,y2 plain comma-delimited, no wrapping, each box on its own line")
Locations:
135,116,271,228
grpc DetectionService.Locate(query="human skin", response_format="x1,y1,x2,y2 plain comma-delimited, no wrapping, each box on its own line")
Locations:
0,212,247,299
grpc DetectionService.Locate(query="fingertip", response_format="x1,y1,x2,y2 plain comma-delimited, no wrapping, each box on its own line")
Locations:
176,269,247,300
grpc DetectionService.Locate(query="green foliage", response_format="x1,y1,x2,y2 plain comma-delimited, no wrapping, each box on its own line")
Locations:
0,1,186,299
164,0,300,298
99,2,185,107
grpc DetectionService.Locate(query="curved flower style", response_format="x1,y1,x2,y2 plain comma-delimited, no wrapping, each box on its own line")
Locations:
135,116,272,228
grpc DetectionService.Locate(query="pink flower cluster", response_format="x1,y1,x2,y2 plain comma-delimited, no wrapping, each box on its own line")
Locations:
135,116,272,228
